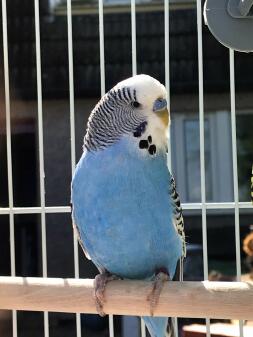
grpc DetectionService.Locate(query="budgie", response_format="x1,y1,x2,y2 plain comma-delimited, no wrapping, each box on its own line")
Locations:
71,74,186,337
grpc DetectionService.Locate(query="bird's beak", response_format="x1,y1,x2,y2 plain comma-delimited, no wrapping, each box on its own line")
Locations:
153,98,169,126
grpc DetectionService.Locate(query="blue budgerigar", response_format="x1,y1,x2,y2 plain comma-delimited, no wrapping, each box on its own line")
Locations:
71,74,186,337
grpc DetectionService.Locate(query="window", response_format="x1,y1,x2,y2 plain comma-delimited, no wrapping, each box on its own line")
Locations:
184,119,212,202
171,111,234,204
237,112,253,201
172,110,253,205
51,0,195,14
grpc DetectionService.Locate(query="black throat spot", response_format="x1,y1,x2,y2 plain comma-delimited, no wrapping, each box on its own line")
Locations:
133,121,148,138
138,133,157,156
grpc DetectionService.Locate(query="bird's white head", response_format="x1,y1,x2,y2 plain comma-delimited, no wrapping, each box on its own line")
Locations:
116,74,169,126
84,74,169,155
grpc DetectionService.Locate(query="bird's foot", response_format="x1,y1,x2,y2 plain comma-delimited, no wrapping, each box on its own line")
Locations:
94,272,120,317
147,269,170,316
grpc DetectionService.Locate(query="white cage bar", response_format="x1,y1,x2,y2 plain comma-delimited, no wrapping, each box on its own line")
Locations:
99,0,106,97
164,1,178,336
229,49,244,337
1,1,17,336
0,202,252,216
98,1,115,336
196,1,210,336
131,0,137,76
1,1,252,337
66,0,82,336
34,0,49,336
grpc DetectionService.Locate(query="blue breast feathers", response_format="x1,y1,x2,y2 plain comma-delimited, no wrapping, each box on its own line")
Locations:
72,137,182,280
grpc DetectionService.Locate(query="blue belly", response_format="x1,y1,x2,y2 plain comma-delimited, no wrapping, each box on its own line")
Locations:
72,138,182,279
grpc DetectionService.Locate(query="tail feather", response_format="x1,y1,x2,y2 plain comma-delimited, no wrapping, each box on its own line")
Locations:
166,318,175,337
142,316,171,337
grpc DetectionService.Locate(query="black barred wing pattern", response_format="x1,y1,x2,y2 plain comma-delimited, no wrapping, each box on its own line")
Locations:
169,174,186,258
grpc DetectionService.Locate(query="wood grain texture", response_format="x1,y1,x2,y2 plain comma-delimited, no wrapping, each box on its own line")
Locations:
0,277,252,320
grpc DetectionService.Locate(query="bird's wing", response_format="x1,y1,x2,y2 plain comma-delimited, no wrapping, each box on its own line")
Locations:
72,221,91,260
71,203,91,260
169,174,186,258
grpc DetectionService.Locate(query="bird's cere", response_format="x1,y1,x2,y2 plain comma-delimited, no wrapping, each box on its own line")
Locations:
153,98,167,112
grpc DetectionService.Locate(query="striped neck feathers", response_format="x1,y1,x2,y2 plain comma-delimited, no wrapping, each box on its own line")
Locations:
84,87,145,152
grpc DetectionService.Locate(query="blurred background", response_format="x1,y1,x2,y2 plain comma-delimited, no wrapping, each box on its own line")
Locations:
0,0,252,336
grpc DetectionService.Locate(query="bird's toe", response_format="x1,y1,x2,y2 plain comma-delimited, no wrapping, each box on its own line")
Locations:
147,270,170,316
93,272,121,317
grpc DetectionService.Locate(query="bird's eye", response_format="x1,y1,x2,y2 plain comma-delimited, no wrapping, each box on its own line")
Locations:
132,101,140,108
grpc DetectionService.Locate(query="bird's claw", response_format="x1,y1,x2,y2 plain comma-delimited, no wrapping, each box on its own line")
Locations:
94,272,120,317
147,271,170,316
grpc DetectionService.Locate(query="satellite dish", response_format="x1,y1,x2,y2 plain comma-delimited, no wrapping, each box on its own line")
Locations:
204,0,253,52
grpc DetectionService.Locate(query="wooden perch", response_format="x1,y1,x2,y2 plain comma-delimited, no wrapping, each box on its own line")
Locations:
0,277,252,320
